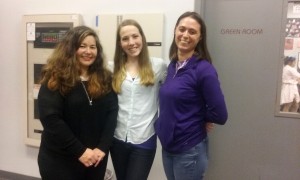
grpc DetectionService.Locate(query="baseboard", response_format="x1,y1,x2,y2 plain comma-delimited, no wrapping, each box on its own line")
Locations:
0,170,40,180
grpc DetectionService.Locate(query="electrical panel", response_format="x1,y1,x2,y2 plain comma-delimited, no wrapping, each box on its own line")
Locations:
22,14,83,147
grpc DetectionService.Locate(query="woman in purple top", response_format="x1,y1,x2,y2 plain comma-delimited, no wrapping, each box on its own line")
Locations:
155,11,228,180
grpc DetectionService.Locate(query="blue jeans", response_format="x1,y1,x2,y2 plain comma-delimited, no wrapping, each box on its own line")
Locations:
110,138,156,180
162,138,209,180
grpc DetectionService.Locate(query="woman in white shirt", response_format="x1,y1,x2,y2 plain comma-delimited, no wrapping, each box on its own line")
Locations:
110,19,167,180
281,56,300,112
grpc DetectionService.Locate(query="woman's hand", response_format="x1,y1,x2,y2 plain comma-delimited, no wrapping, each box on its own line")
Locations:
92,148,106,167
78,148,98,167
206,122,214,133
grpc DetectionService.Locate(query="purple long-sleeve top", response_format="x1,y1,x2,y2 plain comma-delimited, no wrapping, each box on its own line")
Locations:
155,56,228,153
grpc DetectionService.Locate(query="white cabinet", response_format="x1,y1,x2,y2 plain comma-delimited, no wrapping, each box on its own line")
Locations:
22,14,83,147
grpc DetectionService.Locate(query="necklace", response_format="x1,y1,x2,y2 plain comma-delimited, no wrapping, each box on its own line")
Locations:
80,81,92,106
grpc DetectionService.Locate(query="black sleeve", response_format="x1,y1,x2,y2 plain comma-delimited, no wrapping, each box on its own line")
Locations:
97,91,118,153
38,85,86,158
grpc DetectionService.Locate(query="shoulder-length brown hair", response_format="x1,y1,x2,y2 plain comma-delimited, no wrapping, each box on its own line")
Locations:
169,11,212,63
40,25,112,98
112,19,154,93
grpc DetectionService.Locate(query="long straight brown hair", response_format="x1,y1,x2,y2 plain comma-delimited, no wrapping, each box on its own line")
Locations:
112,19,154,93
169,11,212,63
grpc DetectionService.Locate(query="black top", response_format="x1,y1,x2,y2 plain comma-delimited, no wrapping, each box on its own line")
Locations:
38,83,118,159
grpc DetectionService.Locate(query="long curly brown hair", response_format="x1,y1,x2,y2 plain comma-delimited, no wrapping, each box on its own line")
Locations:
39,25,112,98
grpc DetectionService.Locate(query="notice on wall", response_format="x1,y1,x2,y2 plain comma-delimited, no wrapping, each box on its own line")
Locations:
26,23,35,41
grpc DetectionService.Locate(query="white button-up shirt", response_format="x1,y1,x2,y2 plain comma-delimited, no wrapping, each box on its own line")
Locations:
114,57,167,144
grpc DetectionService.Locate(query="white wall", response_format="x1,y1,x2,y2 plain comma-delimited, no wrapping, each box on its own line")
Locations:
0,0,194,179
2,0,300,180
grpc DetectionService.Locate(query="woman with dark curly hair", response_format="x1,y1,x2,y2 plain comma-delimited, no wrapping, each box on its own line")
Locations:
37,25,118,180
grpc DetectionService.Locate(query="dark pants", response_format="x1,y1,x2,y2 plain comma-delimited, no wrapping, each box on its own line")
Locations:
38,149,108,180
110,138,156,180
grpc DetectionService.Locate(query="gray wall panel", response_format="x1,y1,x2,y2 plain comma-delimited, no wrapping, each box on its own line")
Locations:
202,0,300,179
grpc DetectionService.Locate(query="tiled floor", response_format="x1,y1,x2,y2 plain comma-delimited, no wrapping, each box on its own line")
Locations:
0,170,40,180
0,169,114,180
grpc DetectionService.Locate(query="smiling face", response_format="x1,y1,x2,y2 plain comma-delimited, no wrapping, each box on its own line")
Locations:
175,16,201,57
76,35,97,72
119,25,143,59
